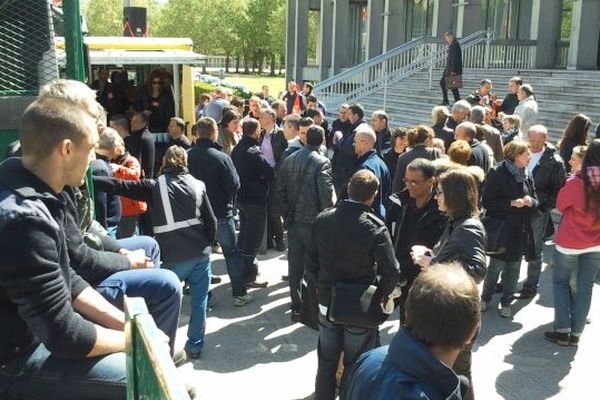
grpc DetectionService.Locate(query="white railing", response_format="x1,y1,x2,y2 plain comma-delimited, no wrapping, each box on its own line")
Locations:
314,30,490,112
556,41,570,69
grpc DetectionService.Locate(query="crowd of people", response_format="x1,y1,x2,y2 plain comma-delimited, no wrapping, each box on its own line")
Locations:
1,57,600,400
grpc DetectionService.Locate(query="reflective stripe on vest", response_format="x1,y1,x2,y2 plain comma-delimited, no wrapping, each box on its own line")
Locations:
153,174,203,234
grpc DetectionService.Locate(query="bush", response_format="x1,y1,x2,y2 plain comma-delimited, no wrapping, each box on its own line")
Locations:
194,81,216,100
194,81,251,103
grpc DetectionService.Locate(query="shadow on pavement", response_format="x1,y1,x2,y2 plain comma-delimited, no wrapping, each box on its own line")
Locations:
495,324,576,400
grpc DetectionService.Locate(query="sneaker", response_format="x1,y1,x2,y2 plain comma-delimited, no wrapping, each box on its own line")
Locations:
570,334,580,347
246,279,268,288
291,310,302,323
518,287,537,299
233,293,255,307
275,240,286,252
499,306,512,318
212,244,223,254
185,349,201,360
544,331,571,346
480,301,488,312
172,348,189,367
210,276,222,284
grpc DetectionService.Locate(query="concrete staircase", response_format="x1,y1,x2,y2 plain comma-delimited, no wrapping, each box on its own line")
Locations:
355,68,600,144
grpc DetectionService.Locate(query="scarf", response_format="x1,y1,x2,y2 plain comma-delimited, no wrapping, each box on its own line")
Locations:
587,166,600,190
504,159,528,183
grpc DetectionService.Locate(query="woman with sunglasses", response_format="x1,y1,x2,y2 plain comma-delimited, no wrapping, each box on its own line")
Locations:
135,69,175,137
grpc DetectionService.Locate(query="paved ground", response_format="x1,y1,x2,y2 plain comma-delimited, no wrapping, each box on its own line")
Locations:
176,245,598,399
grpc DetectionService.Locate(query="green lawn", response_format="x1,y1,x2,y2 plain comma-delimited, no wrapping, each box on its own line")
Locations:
223,74,286,96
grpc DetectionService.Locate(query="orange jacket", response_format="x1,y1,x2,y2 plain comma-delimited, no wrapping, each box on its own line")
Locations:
111,153,147,216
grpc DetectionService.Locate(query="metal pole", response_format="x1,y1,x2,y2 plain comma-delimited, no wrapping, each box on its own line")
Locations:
63,0,86,82
63,0,95,209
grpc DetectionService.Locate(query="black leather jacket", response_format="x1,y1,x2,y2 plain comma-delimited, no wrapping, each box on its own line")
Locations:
307,201,400,308
531,145,566,212
432,216,487,283
277,145,334,226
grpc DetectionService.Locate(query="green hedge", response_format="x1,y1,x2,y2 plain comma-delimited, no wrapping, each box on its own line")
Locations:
194,82,251,102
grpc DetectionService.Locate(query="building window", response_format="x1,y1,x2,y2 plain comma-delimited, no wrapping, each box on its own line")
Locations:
483,0,530,40
405,0,433,40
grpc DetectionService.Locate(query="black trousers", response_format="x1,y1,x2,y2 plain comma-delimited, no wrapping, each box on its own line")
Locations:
440,75,461,103
266,184,284,243
237,202,267,282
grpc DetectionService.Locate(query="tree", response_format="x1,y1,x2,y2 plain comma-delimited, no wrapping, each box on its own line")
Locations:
85,0,122,36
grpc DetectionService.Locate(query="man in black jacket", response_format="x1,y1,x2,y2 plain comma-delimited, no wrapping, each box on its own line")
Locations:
495,76,522,116
231,118,275,288
328,103,353,149
259,107,289,251
519,125,567,298
332,104,365,196
187,117,253,306
455,121,490,172
387,159,446,323
308,169,400,400
440,31,462,105
127,110,156,235
0,88,130,399
278,125,334,320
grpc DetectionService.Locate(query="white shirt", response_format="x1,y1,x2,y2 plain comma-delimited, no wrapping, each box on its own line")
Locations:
528,148,544,174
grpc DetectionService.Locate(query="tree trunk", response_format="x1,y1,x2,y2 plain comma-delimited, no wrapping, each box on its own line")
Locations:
244,52,250,74
225,53,230,73
269,53,276,76
235,56,240,73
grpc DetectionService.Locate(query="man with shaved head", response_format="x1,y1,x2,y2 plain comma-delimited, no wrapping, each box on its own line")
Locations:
349,124,391,219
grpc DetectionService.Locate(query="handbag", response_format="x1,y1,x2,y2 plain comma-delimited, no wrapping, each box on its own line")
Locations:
481,214,508,255
327,281,387,329
445,74,463,90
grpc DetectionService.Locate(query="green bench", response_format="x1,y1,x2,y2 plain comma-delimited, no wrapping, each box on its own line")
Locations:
124,297,191,400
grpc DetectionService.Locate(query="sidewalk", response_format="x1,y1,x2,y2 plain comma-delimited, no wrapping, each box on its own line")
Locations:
177,248,597,399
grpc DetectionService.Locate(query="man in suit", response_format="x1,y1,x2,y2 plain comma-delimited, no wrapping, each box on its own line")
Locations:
440,31,463,105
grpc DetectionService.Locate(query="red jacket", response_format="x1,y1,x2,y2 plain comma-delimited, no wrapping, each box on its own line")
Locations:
555,174,600,250
112,154,147,217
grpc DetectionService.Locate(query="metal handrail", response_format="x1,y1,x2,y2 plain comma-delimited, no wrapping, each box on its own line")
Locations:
315,36,434,88
314,30,491,111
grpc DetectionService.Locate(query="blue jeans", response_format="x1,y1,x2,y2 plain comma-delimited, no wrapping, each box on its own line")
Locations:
117,235,162,267
237,202,267,282
95,268,182,355
524,209,548,289
164,255,211,355
481,257,522,306
315,313,378,400
0,343,125,399
552,250,600,334
287,222,313,312
217,216,246,297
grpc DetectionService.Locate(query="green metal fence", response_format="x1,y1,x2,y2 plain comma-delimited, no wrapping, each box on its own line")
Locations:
0,0,59,97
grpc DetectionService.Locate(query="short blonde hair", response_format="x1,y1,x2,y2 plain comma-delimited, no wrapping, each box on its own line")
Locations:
448,140,472,165
502,114,522,129
431,105,450,125
503,140,529,162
